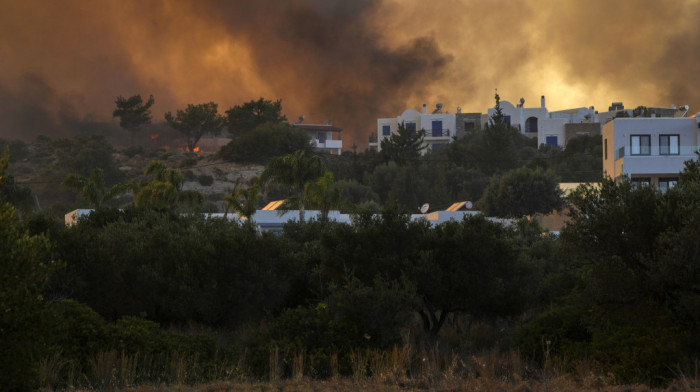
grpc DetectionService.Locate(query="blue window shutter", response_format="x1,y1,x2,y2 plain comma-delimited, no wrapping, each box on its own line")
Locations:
546,136,558,147
382,125,390,136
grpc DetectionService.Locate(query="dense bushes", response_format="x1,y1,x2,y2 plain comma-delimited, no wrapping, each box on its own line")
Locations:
218,122,312,163
39,299,227,389
51,207,303,328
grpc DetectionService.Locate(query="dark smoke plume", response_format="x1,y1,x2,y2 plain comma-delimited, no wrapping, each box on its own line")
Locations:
1,0,699,148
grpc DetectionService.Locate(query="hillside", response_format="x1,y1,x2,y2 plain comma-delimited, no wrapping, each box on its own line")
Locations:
6,135,264,213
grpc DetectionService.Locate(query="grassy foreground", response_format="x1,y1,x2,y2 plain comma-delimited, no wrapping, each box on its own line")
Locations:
58,376,700,392
41,347,700,392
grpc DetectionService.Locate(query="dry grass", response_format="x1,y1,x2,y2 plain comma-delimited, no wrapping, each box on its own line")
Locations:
61,377,680,392
41,348,698,391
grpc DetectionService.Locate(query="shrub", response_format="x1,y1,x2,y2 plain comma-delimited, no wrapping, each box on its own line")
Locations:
513,306,591,366
123,145,144,158
180,155,198,168
42,300,109,369
197,174,214,186
590,325,691,386
218,122,311,164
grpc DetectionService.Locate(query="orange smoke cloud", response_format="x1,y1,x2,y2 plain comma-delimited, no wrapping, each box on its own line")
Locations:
1,0,699,148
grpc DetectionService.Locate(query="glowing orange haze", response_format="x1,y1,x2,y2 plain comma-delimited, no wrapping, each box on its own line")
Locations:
1,0,699,148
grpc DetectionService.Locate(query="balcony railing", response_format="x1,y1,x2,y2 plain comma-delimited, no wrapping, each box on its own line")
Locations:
426,129,451,138
315,139,342,149
615,145,699,160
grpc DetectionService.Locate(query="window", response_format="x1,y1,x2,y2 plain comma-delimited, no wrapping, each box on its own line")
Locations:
406,122,417,136
525,117,538,133
630,135,650,155
545,136,558,147
504,115,511,127
317,132,326,144
464,121,475,132
658,177,678,192
382,125,390,136
631,177,651,189
431,120,443,137
659,134,679,155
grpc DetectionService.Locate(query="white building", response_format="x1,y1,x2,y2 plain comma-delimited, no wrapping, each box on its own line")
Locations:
602,116,700,190
292,122,343,155
374,103,457,153
485,96,598,148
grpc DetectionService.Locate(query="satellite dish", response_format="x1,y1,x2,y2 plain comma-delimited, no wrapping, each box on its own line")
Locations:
465,201,473,209
420,203,430,214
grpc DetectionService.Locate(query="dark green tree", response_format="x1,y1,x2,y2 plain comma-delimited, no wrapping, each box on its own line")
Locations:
113,94,154,146
61,168,130,209
0,152,55,391
0,148,35,217
380,122,426,165
224,183,260,222
551,167,700,384
412,215,525,340
305,171,341,221
226,97,286,138
489,89,506,127
132,161,202,210
480,167,563,218
218,122,311,163
165,102,225,152
261,150,325,222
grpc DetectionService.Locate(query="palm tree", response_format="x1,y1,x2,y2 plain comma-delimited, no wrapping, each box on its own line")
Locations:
261,150,325,222
132,161,203,210
224,183,260,225
305,171,341,222
61,168,129,209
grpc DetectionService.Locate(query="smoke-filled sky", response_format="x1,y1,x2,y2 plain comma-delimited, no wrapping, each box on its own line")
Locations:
1,0,699,148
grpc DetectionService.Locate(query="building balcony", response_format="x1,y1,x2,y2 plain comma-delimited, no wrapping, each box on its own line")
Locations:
613,145,699,177
315,139,342,149
425,129,451,139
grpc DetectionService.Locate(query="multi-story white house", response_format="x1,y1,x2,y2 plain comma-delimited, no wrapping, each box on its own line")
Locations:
602,116,700,190
485,96,599,148
374,103,457,153
292,122,343,155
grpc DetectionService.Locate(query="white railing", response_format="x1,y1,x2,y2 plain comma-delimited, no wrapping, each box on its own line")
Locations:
615,145,699,160
316,139,342,149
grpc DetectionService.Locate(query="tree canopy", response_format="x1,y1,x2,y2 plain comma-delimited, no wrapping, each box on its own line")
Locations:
380,122,426,165
480,166,563,218
113,94,154,145
226,97,286,138
261,150,325,222
61,168,130,209
165,102,225,151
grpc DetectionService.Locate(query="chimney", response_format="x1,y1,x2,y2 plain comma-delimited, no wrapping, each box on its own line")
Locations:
422,104,427,114
541,95,546,108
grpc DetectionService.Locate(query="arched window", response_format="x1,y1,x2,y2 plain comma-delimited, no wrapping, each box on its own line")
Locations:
525,117,538,133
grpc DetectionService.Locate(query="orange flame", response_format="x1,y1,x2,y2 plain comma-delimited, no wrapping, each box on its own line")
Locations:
150,134,160,140
193,146,200,152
